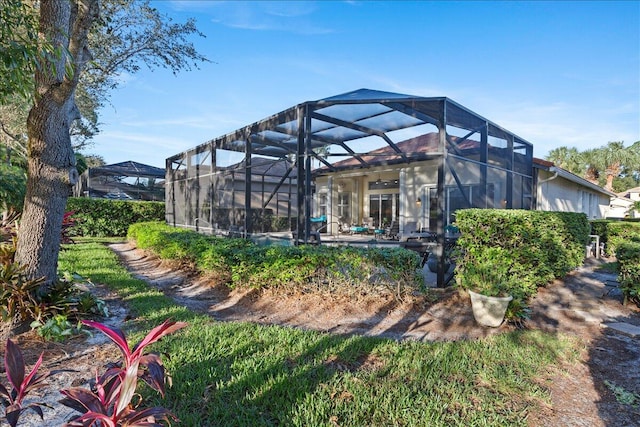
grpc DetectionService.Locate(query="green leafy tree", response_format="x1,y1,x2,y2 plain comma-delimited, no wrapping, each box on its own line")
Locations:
0,163,26,214
581,148,602,184
8,0,208,285
82,153,105,168
0,0,44,102
2,0,209,157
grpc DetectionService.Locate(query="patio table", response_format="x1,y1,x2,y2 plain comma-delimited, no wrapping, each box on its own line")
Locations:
350,226,369,234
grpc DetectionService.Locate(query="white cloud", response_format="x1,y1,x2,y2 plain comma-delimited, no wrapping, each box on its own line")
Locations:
191,1,334,34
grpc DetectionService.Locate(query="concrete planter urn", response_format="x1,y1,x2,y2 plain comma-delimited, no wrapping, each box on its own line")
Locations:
468,290,513,327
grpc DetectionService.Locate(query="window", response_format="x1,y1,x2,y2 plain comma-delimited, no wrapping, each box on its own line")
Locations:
318,193,328,217
579,191,597,219
337,192,350,222
369,193,399,227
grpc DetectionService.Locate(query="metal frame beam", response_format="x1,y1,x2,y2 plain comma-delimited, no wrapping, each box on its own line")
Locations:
311,111,410,163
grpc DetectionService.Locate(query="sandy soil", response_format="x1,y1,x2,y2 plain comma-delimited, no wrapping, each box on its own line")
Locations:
5,242,640,426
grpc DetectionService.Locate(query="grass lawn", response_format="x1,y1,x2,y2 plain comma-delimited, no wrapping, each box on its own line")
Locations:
59,238,581,427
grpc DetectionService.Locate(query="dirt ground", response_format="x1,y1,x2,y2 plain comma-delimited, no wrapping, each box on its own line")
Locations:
5,242,640,426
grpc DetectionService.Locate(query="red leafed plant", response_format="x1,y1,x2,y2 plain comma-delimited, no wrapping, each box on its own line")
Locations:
0,339,62,427
60,319,187,427
61,211,77,246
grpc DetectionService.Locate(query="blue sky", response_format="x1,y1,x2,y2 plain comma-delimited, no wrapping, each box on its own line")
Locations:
89,1,640,168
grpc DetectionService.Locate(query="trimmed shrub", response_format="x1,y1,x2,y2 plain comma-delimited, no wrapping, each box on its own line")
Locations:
605,221,640,257
616,240,640,307
128,222,423,298
66,198,165,237
589,219,640,257
455,209,590,320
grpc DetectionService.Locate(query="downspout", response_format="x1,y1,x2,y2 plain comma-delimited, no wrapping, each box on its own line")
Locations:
538,169,559,184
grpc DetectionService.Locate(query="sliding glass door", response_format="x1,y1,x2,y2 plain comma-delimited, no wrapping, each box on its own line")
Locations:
369,194,399,227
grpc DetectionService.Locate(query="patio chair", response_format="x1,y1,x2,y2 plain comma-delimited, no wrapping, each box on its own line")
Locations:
384,221,400,240
338,218,351,233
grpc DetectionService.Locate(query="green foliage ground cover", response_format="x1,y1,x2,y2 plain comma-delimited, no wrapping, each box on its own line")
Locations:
58,238,580,427
66,198,165,237
128,222,422,297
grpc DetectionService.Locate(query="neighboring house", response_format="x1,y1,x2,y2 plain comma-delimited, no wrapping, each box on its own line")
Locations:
608,186,640,218
74,161,165,201
533,158,614,219
608,195,634,219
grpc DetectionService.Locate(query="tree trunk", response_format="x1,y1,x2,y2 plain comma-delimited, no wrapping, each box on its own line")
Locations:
14,0,98,285
605,162,621,192
16,93,77,283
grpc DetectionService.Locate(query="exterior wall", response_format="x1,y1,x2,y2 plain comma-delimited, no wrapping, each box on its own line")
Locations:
536,170,609,219
608,197,633,219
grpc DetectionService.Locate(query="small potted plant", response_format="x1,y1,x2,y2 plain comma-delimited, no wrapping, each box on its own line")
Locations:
456,249,514,327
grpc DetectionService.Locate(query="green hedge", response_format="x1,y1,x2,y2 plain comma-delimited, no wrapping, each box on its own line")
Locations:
454,209,590,319
616,240,640,307
602,221,640,257
66,198,165,237
127,222,423,296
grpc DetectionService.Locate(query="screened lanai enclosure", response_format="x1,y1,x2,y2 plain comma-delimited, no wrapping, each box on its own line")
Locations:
74,161,165,201
166,89,534,287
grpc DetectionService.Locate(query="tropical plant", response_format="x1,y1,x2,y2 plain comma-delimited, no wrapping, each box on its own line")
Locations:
0,339,61,427
0,259,44,325
593,141,639,191
456,249,515,298
31,314,82,343
60,319,187,426
61,211,77,245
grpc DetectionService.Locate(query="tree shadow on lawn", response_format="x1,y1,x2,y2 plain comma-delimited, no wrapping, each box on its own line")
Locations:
159,323,390,426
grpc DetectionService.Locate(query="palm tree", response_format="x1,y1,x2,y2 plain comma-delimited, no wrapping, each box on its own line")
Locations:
546,146,583,175
591,141,639,192
581,149,602,184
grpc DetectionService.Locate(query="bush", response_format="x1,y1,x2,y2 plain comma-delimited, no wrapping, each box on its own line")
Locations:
455,209,590,320
66,198,165,237
589,219,640,257
616,240,640,307
128,222,423,299
605,221,640,257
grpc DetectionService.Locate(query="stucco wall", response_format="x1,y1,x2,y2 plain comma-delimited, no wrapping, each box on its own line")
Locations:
536,170,609,219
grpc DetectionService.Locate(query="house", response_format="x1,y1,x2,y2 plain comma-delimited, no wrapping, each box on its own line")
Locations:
73,161,165,201
165,88,536,286
312,130,534,235
607,186,640,218
533,158,615,219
